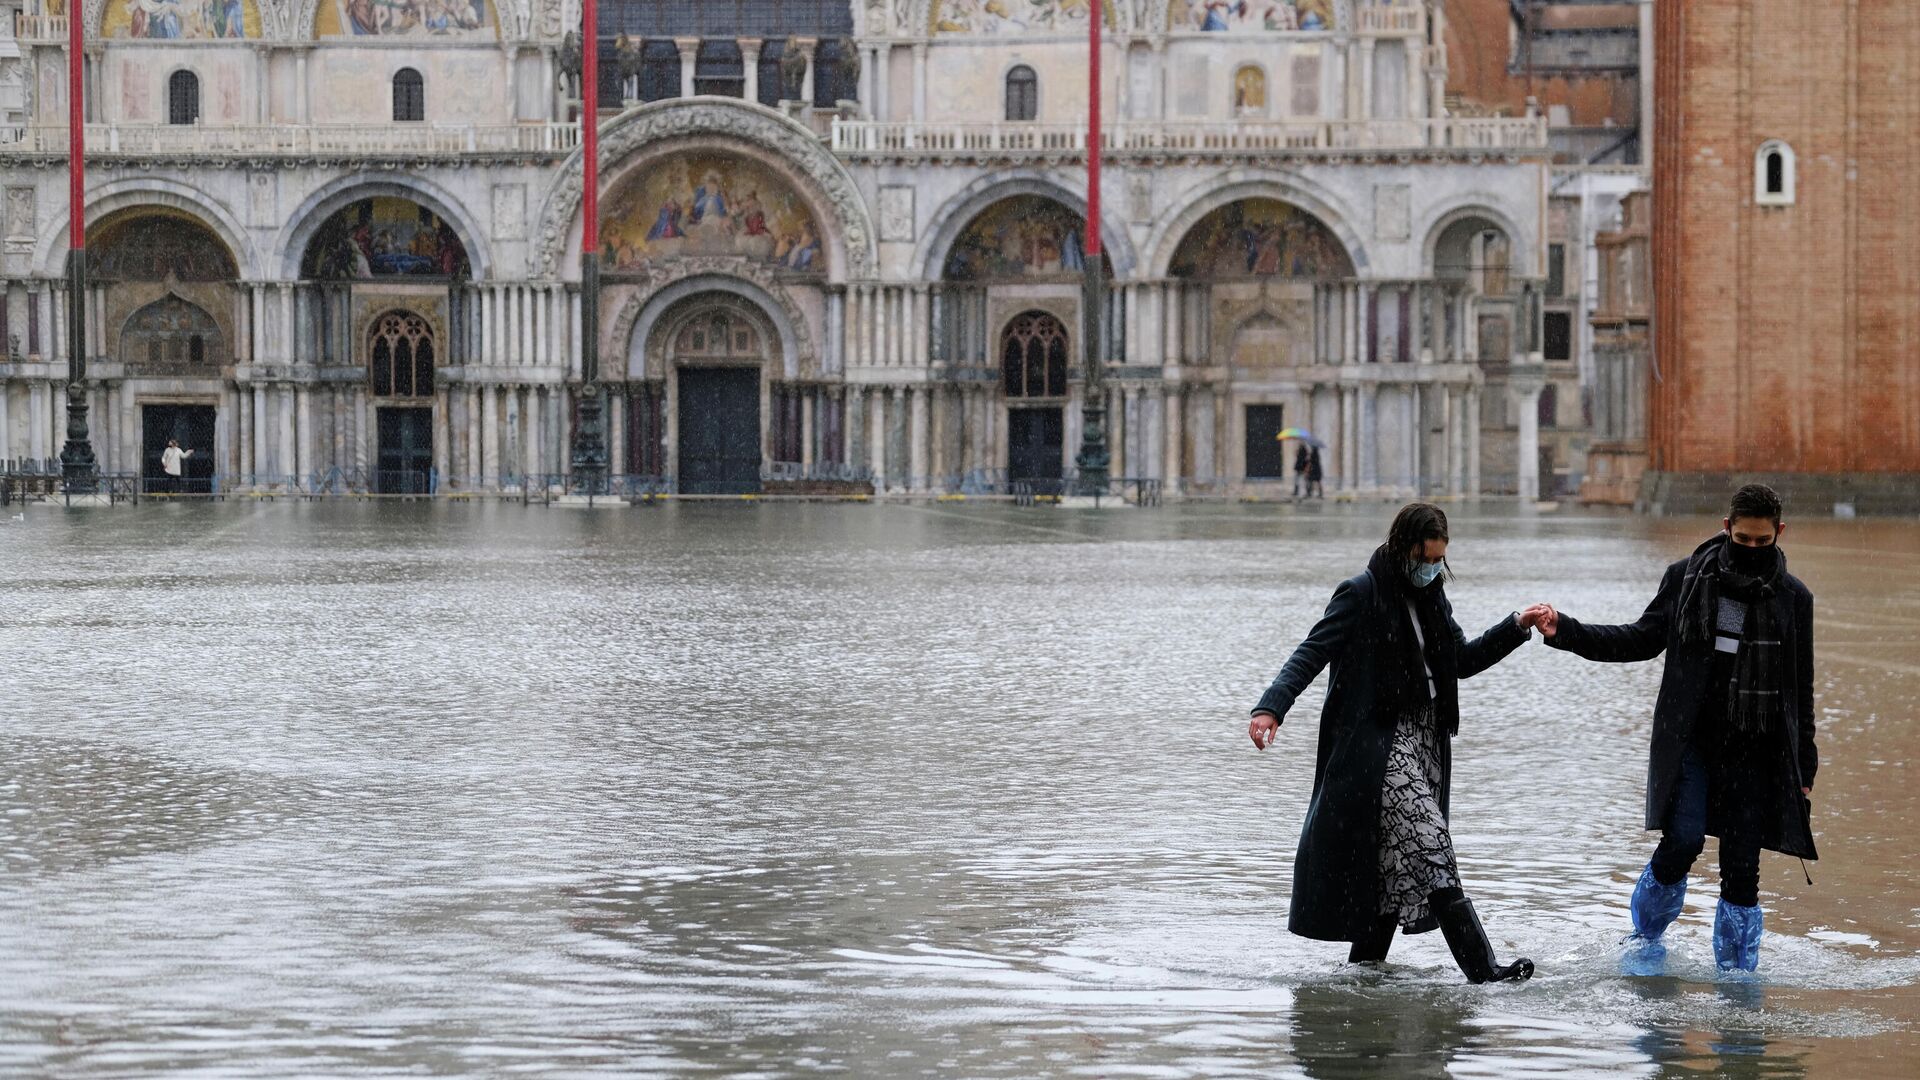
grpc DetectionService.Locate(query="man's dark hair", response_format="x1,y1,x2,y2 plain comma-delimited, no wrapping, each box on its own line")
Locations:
1729,483,1783,525
1386,502,1451,578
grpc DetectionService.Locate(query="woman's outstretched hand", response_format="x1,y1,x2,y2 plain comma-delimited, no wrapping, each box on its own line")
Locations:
1249,713,1279,750
1519,603,1558,638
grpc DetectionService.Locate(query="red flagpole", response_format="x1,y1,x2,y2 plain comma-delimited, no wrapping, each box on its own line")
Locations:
68,8,84,261
60,0,97,488
1085,0,1100,262
568,0,608,488
1074,0,1109,494
580,0,598,263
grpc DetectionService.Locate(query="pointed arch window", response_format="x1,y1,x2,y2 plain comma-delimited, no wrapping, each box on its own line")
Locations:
393,68,425,122
168,70,200,126
369,311,436,398
1001,311,1068,398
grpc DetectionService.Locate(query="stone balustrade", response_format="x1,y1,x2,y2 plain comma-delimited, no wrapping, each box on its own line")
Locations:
830,116,1549,159
0,121,582,158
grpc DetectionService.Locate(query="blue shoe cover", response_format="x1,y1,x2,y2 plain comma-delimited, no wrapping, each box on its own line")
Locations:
1619,935,1668,977
1630,863,1687,942
1713,899,1764,972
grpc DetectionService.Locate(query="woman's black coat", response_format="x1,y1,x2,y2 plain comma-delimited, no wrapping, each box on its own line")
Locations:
1253,569,1528,942
1544,557,1819,859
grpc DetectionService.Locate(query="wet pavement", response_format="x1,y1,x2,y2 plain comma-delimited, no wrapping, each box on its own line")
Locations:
2,500,1917,1077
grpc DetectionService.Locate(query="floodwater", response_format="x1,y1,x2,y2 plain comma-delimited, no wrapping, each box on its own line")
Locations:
2,501,1917,1078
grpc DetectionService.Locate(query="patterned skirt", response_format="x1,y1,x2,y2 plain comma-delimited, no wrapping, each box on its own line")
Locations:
1377,703,1462,927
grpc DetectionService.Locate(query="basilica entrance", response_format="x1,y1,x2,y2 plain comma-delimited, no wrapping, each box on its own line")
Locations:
375,407,434,494
677,367,761,494
141,404,216,494
1007,408,1065,482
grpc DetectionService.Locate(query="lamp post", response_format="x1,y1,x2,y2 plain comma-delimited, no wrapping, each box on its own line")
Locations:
1074,0,1110,496
59,5,97,492
567,0,608,493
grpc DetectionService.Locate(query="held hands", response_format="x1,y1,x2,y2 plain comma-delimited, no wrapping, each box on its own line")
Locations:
1519,603,1559,638
1248,713,1279,751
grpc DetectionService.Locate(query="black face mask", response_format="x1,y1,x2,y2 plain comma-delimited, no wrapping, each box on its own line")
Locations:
1726,537,1778,575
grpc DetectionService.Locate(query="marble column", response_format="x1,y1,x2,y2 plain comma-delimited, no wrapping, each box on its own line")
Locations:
524,386,542,479
481,383,500,486
1359,383,1378,490
908,385,928,490
1512,369,1545,501
1163,386,1183,490
740,38,762,103
1466,384,1482,496
675,37,699,98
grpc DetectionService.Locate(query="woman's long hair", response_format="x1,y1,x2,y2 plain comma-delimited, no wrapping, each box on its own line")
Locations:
1383,502,1451,585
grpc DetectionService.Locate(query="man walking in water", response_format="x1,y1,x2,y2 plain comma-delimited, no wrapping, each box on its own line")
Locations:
1537,484,1818,973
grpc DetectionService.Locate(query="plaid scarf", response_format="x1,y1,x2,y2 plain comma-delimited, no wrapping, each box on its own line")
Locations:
1677,534,1787,735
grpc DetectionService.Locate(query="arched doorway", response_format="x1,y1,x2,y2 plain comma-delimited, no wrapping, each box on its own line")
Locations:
89,207,240,485
671,306,765,494
1001,311,1069,482
367,310,436,494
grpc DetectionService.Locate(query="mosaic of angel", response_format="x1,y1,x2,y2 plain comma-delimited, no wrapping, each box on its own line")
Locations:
1173,0,1334,32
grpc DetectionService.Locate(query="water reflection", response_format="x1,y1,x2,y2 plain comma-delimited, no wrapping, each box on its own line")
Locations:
1289,983,1471,1079
0,503,1913,1076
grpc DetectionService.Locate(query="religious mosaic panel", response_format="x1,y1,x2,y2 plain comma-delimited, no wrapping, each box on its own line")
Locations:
89,213,238,281
101,0,261,38
314,0,493,37
301,198,471,280
942,196,1108,281
1168,199,1352,279
601,153,824,275
932,0,1116,35
1170,0,1335,32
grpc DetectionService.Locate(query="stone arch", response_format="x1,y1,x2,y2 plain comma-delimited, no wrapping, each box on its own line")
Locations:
535,98,875,281
35,179,256,278
1145,172,1368,279
278,173,491,281
914,170,1139,282
650,293,783,377
1419,201,1534,279
614,271,809,382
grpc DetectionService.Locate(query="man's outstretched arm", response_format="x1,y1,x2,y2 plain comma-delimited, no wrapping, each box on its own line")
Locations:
1542,562,1679,663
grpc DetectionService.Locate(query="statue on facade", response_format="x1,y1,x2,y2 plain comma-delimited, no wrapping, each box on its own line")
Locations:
557,31,583,100
777,38,808,102
614,34,645,103
829,40,860,102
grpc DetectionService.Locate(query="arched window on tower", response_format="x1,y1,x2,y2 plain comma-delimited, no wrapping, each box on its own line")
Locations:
1005,65,1038,122
1755,140,1795,206
168,70,200,126
1001,311,1068,398
369,311,436,398
393,68,425,122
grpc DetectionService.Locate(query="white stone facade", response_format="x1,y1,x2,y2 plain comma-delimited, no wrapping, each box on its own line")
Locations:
0,0,1553,498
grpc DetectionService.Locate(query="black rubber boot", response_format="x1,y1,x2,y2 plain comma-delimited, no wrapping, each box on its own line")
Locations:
1431,889,1534,985
1347,917,1398,964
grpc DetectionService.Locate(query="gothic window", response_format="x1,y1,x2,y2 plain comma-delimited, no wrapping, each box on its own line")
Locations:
1001,312,1068,398
168,70,200,126
369,311,436,398
122,296,223,372
1755,140,1795,206
1005,65,1038,122
393,68,425,122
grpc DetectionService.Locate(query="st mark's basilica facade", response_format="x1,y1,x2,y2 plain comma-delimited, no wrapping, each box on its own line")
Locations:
0,0,1553,498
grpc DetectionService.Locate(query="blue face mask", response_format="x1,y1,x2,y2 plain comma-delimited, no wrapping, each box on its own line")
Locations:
1408,560,1444,588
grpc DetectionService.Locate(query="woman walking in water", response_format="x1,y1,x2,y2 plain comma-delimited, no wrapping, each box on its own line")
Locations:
1247,503,1549,983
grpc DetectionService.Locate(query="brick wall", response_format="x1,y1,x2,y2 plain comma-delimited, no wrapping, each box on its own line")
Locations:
1653,0,1920,475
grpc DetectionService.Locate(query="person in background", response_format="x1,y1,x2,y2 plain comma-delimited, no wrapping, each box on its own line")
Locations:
1248,502,1553,983
159,438,193,495
1535,484,1818,973
1307,446,1325,498
1292,443,1312,499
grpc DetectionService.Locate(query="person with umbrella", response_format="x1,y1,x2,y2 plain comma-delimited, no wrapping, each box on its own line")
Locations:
1278,428,1327,499
1248,502,1554,982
